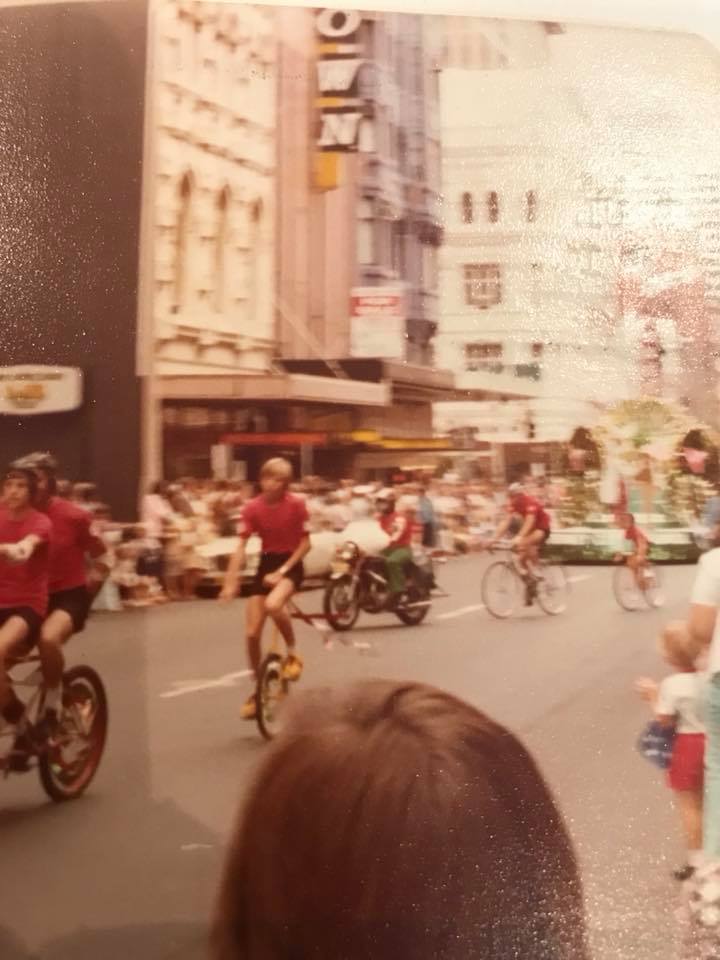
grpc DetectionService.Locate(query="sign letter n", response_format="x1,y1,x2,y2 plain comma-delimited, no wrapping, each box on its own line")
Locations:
318,112,362,149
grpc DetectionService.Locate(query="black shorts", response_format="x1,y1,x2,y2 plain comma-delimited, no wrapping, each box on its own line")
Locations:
0,606,42,642
48,586,92,634
247,553,304,597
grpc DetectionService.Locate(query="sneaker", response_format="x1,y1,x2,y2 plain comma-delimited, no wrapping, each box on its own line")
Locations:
673,864,695,882
282,654,304,682
240,695,257,721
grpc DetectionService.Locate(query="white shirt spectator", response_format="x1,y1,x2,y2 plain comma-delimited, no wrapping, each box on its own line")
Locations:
141,493,173,542
656,672,708,734
691,548,720,674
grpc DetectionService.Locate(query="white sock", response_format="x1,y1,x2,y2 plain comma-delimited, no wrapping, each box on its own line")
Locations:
45,685,62,714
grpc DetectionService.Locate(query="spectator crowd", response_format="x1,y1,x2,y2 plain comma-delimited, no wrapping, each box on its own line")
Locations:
51,471,564,612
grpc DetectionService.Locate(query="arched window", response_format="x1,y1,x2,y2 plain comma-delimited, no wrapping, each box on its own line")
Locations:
460,191,473,224
173,172,194,312
213,186,231,313
487,191,499,223
526,190,537,223
247,198,263,322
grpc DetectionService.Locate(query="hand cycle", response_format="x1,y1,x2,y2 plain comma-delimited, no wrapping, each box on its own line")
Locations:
254,594,374,742
612,553,664,611
0,652,108,801
481,540,569,619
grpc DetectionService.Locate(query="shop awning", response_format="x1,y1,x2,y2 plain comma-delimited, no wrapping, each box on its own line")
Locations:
157,372,389,407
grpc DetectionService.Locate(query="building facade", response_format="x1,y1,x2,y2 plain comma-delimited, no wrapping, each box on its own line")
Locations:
435,19,720,447
0,0,147,519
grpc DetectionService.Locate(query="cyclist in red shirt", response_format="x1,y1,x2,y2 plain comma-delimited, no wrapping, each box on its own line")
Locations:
220,458,311,720
614,511,650,590
0,465,52,738
14,453,108,725
487,482,552,573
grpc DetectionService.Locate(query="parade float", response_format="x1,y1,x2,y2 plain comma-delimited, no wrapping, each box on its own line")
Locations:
546,399,719,564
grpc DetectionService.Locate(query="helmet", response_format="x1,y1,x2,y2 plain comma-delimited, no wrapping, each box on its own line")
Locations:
3,464,39,501
508,482,524,496
13,452,58,494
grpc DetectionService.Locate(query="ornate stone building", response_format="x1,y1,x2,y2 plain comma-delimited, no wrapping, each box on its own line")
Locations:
142,0,276,376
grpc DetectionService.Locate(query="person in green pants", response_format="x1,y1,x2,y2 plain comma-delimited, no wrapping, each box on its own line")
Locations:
377,492,413,605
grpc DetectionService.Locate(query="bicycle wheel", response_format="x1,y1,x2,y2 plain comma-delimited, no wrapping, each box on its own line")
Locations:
612,565,643,611
256,653,289,741
482,562,521,619
39,665,108,802
641,564,664,608
536,564,568,616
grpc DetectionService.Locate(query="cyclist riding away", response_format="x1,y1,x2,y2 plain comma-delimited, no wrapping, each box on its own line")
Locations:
486,482,552,574
219,458,311,720
0,465,52,740
614,511,651,590
14,453,108,727
377,492,413,607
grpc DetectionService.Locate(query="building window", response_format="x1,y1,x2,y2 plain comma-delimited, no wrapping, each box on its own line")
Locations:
357,199,375,265
487,191,499,223
463,263,502,310
391,219,406,277
461,191,473,224
464,341,503,372
526,190,537,222
213,186,230,313
173,171,194,312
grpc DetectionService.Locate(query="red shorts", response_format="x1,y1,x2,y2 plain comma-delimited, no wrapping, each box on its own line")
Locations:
668,733,705,792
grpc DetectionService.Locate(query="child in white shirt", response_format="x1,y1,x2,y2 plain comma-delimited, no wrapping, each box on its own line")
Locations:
636,621,708,882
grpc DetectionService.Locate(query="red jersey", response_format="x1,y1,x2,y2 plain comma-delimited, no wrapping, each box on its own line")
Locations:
238,493,310,554
624,524,647,548
509,494,551,532
380,512,413,548
45,496,97,593
0,506,52,616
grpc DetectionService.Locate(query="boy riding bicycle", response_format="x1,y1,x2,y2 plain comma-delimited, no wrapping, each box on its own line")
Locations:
220,458,311,720
486,482,552,575
614,511,651,590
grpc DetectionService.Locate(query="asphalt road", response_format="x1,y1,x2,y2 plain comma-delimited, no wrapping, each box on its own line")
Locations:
0,557,702,959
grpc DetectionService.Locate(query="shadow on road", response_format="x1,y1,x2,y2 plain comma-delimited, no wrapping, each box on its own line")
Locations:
1,922,208,959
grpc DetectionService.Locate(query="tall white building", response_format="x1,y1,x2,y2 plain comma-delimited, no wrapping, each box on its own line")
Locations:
140,0,277,377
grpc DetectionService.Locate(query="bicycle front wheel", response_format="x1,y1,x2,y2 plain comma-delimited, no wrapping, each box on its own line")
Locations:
612,565,643,611
39,664,108,802
256,653,289,742
482,562,521,619
642,564,664,609
536,564,568,616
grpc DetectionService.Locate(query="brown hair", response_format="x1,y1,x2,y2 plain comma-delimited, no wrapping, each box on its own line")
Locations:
212,680,589,960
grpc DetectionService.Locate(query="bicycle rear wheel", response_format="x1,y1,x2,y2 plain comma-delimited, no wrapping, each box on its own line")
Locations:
536,563,568,615
612,565,643,611
39,665,108,802
482,562,521,619
256,653,289,741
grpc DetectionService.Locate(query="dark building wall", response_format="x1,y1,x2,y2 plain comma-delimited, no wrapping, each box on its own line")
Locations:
0,0,147,519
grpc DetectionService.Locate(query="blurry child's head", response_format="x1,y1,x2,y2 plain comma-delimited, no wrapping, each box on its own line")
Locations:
659,621,702,672
617,511,633,529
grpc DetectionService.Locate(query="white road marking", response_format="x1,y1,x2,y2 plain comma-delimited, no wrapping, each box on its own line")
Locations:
160,669,253,700
567,574,592,584
435,604,486,621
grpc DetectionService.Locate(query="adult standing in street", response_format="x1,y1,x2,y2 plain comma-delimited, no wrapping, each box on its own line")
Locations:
689,545,720,865
417,483,438,549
